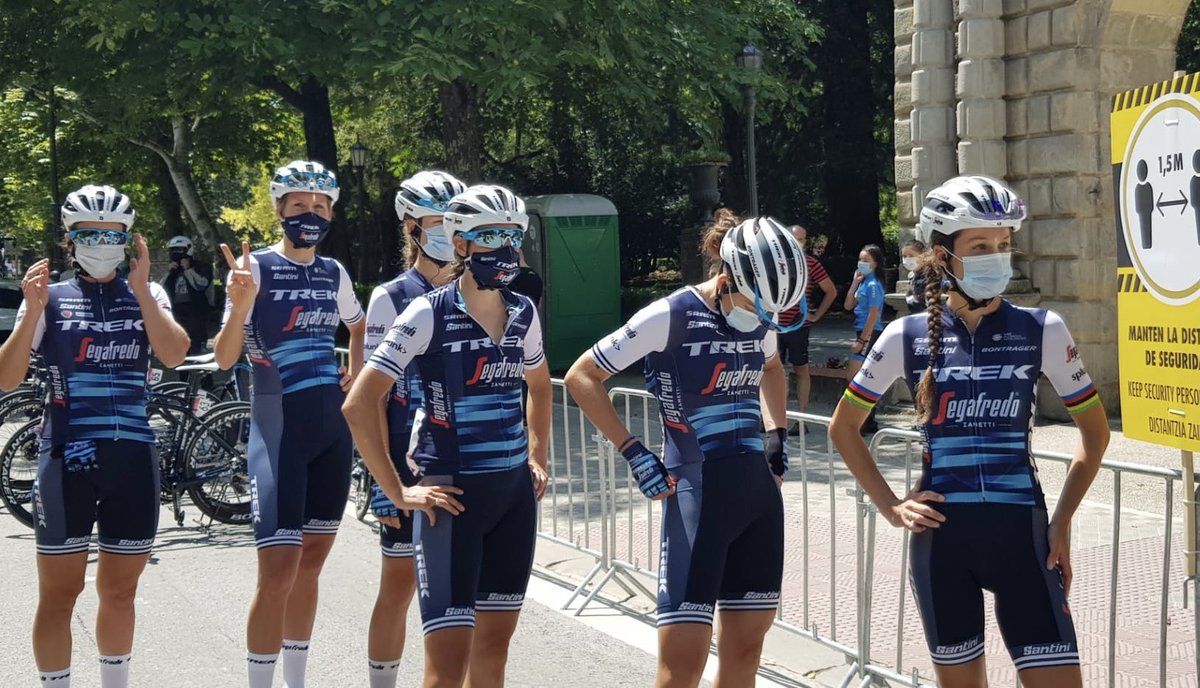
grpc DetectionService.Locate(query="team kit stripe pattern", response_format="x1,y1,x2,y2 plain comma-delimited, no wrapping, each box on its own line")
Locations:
843,379,882,410
67,371,155,442
1061,382,1100,415
268,336,342,394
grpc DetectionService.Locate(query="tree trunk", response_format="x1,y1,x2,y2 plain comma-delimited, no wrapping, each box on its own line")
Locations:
721,101,749,217
155,159,187,242
156,119,226,253
438,80,483,180
816,0,883,255
547,75,587,192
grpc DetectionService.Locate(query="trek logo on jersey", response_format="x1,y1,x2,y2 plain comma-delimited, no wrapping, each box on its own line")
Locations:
465,356,523,386
917,364,1034,383
658,537,669,594
59,318,144,333
655,371,689,432
681,340,764,357
930,391,1021,425
74,337,142,364
249,476,261,524
444,335,521,353
426,380,450,428
699,363,763,395
269,288,338,301
281,306,339,332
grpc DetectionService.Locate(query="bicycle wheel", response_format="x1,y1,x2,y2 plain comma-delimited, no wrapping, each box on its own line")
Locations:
183,401,252,525
353,451,372,522
0,418,42,529
150,381,190,398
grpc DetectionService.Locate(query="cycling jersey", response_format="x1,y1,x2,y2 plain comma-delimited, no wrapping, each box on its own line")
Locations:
365,267,436,558
844,302,1098,507
852,273,885,332
844,301,1091,669
366,283,545,475
589,286,778,469
19,278,172,444
366,283,545,633
17,277,171,557
591,287,784,625
225,246,363,548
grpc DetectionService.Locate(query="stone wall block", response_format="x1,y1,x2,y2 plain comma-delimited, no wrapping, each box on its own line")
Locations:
1008,139,1029,176
1050,175,1078,215
1028,177,1053,217
959,18,1006,59
913,0,954,28
1027,10,1051,51
959,0,1003,18
895,83,913,114
1029,217,1077,257
958,99,1007,139
912,28,954,68
895,118,914,154
896,44,914,79
1027,94,1051,134
1026,0,1072,11
958,140,1008,177
1007,98,1028,136
1051,5,1079,46
895,7,915,40
957,58,1006,98
912,68,956,105
1029,49,1088,92
911,106,954,143
1050,91,1098,133
1006,56,1029,96
1031,259,1056,296
1002,0,1026,16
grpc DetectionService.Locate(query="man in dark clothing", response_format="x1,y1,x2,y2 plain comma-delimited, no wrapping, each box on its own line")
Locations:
509,247,544,307
161,235,213,354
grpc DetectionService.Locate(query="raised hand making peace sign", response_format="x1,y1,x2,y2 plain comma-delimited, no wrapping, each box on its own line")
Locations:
220,241,258,314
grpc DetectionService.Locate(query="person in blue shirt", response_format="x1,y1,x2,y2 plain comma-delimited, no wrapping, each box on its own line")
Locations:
0,185,190,688
844,243,886,371
361,170,466,688
830,176,1110,688
565,212,807,688
344,184,551,688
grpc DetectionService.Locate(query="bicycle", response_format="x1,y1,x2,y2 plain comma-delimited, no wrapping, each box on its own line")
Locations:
150,353,250,405
0,357,253,529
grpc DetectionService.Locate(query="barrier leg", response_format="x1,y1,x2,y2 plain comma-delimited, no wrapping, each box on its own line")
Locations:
835,663,860,688
562,561,605,611
574,566,620,616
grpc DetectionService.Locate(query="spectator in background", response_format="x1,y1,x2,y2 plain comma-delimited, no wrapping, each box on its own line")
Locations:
901,239,929,313
160,235,214,354
509,246,544,307
777,225,837,434
844,244,886,432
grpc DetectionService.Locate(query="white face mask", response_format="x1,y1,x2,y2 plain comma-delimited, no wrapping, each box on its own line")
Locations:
721,301,762,332
948,250,1013,301
419,223,456,263
902,256,919,272
74,244,126,278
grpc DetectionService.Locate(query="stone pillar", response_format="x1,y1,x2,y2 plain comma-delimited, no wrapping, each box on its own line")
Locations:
907,0,959,235
895,0,917,233
956,0,1006,177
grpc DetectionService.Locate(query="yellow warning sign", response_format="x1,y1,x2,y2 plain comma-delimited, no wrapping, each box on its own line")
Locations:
1112,73,1200,451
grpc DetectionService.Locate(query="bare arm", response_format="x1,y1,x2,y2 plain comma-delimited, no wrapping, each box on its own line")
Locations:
1052,401,1109,524
759,353,788,432
564,354,633,447
812,276,837,321
0,260,48,391
346,318,365,378
860,307,880,337
525,363,552,468
214,242,256,370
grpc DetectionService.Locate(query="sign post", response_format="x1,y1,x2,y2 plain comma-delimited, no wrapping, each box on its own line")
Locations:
1111,71,1200,678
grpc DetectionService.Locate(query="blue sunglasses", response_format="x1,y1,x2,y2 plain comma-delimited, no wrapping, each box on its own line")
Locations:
461,226,524,249
69,228,130,247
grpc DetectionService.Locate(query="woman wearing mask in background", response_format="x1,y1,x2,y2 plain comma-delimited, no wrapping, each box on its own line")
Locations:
844,244,886,432
901,239,929,314
830,176,1108,688
565,212,805,688
213,160,368,688
0,185,189,688
361,170,466,688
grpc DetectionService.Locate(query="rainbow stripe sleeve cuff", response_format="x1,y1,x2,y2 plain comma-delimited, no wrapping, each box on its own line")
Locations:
843,379,882,411
1061,383,1100,415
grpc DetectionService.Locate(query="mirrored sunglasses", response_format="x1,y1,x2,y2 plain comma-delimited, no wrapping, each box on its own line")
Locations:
69,228,130,247
462,226,524,249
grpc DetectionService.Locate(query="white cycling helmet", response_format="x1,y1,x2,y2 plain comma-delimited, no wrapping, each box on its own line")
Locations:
60,184,136,231
269,160,340,204
719,216,808,314
396,170,467,221
916,175,1026,244
444,184,528,235
167,235,193,254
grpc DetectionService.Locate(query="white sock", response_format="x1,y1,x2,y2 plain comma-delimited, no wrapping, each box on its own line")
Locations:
98,654,130,688
368,658,401,688
247,652,278,688
281,639,309,688
39,667,71,686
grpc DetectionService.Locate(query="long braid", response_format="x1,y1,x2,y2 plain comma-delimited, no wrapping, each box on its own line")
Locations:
914,252,947,424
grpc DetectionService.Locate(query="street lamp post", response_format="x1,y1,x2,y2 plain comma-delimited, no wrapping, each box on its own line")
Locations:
735,44,763,217
349,139,371,281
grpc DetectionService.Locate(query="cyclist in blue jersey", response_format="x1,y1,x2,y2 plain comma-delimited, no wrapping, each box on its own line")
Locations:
362,170,466,688
829,176,1110,688
565,211,807,688
211,161,398,688
0,185,189,688
344,184,550,688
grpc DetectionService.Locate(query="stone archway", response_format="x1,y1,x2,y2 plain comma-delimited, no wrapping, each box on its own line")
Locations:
893,0,1193,410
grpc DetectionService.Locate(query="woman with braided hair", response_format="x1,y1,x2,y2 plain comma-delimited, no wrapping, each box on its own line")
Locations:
829,175,1110,687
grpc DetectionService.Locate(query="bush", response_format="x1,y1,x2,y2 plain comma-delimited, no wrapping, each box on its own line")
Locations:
621,282,680,320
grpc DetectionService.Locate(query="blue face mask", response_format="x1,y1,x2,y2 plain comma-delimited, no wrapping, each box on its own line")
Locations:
857,261,873,275
282,212,331,248
465,245,519,290
949,250,1013,301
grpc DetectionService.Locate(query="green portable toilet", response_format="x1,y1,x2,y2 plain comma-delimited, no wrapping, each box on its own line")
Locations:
523,194,621,371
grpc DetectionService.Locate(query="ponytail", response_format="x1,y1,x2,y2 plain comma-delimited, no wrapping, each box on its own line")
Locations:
700,208,742,277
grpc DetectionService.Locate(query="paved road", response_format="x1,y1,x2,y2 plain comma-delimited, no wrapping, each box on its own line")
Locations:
0,504,663,687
